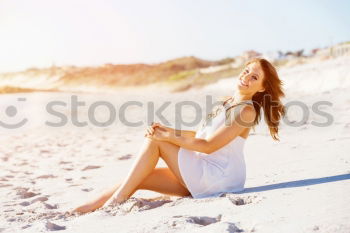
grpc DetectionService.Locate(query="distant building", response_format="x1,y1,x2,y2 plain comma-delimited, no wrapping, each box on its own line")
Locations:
314,42,350,58
229,50,262,68
331,42,350,57
241,50,262,60
261,51,283,62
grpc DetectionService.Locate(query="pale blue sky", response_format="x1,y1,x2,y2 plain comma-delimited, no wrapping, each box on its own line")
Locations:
0,0,349,72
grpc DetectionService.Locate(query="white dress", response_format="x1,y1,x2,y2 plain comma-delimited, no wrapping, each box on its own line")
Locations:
178,100,253,198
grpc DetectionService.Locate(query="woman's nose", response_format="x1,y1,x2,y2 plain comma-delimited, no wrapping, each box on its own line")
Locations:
242,75,249,82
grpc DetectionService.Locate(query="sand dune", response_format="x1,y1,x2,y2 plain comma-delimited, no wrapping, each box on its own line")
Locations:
0,56,237,93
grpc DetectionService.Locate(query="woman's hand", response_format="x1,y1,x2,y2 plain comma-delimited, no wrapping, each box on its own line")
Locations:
144,122,172,142
144,122,160,137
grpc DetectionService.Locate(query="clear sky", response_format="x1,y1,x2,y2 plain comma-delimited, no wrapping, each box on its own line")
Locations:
0,0,349,72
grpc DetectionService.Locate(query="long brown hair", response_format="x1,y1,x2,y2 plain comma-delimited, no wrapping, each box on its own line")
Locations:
200,58,285,141
248,58,285,141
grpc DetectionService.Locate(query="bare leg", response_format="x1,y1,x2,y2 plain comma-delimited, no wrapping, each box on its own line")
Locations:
73,137,188,213
72,136,157,214
137,167,190,196
105,138,165,205
73,167,189,213
72,182,122,213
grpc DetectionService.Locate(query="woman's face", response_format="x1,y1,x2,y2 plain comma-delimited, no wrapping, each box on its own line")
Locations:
236,62,265,95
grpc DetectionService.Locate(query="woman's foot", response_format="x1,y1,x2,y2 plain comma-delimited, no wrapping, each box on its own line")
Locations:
103,193,129,207
72,193,112,214
71,203,96,214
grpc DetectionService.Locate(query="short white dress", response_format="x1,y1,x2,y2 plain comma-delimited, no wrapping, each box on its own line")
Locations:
178,100,253,198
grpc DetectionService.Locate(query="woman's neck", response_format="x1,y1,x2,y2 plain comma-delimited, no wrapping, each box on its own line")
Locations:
232,93,252,105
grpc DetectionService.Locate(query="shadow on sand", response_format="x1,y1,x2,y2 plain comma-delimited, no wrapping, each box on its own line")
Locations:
235,173,350,194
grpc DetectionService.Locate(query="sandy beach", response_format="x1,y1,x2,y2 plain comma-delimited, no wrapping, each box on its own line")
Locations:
1,56,350,233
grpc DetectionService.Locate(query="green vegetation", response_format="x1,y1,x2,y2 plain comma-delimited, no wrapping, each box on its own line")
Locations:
168,70,196,81
273,58,289,68
169,65,244,92
216,57,235,65
0,86,57,94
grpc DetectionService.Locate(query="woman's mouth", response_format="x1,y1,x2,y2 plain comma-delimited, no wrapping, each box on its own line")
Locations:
239,79,248,87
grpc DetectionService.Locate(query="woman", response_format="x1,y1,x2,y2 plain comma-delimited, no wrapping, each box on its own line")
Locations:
73,57,285,213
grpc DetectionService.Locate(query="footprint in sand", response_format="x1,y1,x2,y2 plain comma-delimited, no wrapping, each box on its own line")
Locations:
44,203,58,209
103,197,172,215
15,187,39,199
81,165,101,171
21,225,31,230
0,183,12,188
19,196,48,206
31,196,49,203
59,161,72,165
39,149,51,154
36,175,57,179
117,154,133,160
201,221,245,233
161,214,223,228
15,161,28,166
153,215,244,232
4,209,15,212
81,188,93,192
123,197,172,212
224,194,261,206
19,201,31,206
9,169,20,174
45,221,66,231
7,218,17,222
62,167,74,171
183,215,222,226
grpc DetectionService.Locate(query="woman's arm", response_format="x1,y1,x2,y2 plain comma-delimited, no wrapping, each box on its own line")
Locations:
159,105,256,154
147,123,196,138
174,129,196,138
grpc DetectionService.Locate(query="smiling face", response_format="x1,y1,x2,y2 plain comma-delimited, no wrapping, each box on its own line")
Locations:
236,62,265,96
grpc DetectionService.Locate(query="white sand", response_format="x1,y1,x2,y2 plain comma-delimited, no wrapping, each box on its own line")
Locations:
0,56,349,232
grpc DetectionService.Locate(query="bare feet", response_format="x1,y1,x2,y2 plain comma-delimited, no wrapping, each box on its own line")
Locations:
103,193,129,208
71,193,112,214
71,203,96,214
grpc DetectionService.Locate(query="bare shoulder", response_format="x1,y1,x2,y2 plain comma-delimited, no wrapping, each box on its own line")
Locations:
240,104,256,122
227,104,256,126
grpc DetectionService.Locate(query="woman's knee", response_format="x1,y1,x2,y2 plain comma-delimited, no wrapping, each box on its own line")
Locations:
144,136,160,146
141,137,162,154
